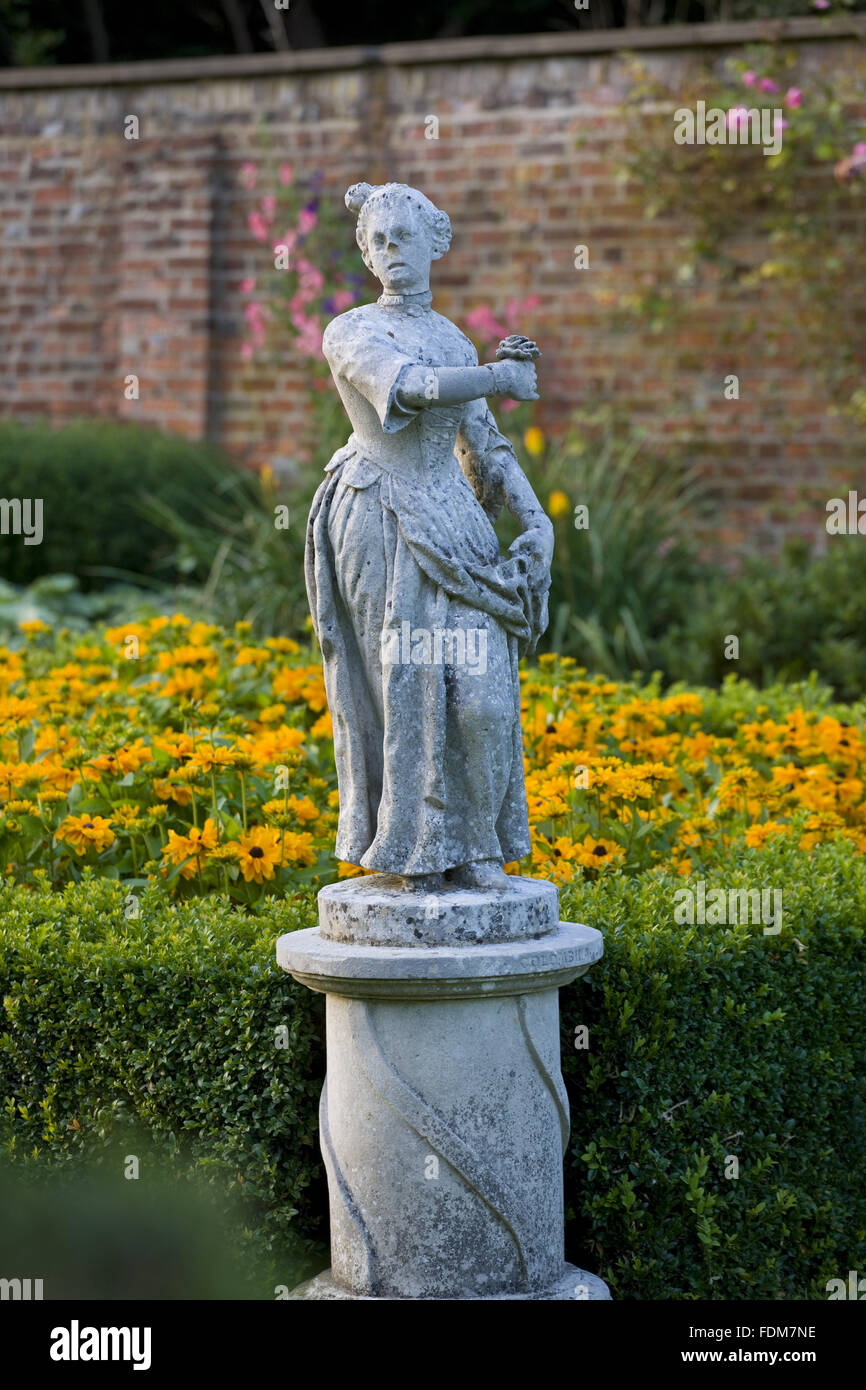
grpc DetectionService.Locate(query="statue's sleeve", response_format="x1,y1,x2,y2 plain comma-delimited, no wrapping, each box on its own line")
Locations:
322,315,420,435
455,395,514,521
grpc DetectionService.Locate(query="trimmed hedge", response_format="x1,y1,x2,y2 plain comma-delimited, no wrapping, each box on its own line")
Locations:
0,419,237,587
561,837,866,1299
2,842,865,1298
0,877,327,1291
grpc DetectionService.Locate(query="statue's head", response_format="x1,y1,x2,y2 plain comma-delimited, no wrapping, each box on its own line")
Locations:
345,182,452,294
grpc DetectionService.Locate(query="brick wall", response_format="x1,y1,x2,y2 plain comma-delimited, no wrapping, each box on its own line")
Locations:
1,23,863,550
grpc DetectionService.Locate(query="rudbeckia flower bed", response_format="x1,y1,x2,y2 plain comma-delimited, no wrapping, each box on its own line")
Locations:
1,617,864,1298
1,618,864,895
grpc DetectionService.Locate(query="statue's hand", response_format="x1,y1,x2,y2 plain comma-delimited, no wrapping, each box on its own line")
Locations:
494,358,539,402
496,335,541,362
508,517,554,573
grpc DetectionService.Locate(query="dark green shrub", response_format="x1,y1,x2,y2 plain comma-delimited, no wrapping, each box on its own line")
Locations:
2,844,864,1299
0,876,326,1290
656,536,866,703
0,420,238,588
515,409,713,673
561,837,866,1299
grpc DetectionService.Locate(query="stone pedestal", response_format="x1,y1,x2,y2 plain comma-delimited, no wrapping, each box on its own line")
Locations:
277,875,608,1301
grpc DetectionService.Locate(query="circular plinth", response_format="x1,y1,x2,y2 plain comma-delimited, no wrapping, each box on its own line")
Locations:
287,1262,611,1301
277,919,603,1001
317,874,558,946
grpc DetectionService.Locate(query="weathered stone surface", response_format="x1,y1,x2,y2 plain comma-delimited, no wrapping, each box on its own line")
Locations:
278,913,606,1299
288,1262,612,1301
306,180,552,887
278,918,601,1000
276,185,609,1300
317,872,558,946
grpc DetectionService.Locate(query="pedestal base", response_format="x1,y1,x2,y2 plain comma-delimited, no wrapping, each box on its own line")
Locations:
277,878,606,1301
288,1262,611,1301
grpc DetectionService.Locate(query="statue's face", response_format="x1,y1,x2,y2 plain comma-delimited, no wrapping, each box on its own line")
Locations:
363,199,431,293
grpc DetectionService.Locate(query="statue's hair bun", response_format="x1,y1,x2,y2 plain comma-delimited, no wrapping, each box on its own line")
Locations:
345,182,373,215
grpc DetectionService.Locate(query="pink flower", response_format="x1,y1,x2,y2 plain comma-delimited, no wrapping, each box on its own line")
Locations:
504,296,541,335
239,162,257,190
853,142,866,163
260,195,276,219
240,342,254,362
290,308,324,361
297,260,324,294
297,207,318,235
742,70,757,88
813,0,830,9
465,305,508,345
279,163,294,186
499,399,519,413
331,289,355,312
273,231,298,260
727,106,749,132
239,277,256,294
785,88,803,109
759,78,778,93
244,300,269,330
248,211,269,242
774,116,789,134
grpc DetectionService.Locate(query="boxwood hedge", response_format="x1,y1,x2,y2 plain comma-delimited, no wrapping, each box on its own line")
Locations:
2,839,864,1299
0,419,237,588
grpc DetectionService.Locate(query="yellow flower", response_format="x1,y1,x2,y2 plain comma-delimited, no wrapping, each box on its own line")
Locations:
55,814,116,856
188,744,236,774
524,426,545,457
236,825,282,883
18,619,50,634
153,778,194,806
265,637,301,655
234,646,271,668
744,821,790,848
262,795,319,824
280,830,317,867
161,818,220,878
548,490,571,520
311,711,333,740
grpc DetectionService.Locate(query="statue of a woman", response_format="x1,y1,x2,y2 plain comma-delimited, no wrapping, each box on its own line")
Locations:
305,181,553,892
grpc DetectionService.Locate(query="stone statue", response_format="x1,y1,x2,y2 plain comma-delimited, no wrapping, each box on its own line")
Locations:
284,183,607,1302
305,181,554,891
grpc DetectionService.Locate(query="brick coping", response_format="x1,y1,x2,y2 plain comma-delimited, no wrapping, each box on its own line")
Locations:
0,17,863,91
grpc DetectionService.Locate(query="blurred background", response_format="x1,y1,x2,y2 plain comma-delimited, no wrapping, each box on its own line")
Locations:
1,0,865,692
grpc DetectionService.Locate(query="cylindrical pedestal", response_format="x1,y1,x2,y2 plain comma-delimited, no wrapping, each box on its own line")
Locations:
277,876,608,1301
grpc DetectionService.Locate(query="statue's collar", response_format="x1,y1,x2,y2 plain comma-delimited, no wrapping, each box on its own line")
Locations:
377,288,433,314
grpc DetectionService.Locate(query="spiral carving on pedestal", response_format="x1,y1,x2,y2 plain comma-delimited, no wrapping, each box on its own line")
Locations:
318,1077,378,1291
516,994,571,1156
316,995,572,1294
350,998,538,1290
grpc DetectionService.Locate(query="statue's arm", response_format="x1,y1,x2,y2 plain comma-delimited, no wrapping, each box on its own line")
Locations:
396,358,538,409
455,398,553,567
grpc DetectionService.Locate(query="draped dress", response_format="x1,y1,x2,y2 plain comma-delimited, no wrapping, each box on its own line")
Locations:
305,293,549,875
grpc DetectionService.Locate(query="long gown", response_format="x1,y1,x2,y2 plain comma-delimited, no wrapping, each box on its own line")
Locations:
305,291,549,875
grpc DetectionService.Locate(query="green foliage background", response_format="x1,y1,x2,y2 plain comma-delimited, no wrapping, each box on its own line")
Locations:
3,841,863,1299
0,420,237,590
